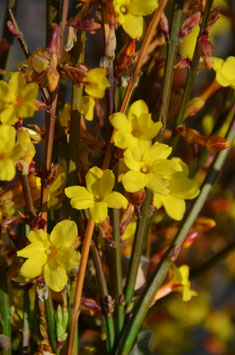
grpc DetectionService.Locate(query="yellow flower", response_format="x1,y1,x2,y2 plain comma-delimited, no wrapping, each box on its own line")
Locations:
114,0,159,39
0,125,25,181
16,129,36,174
83,68,110,99
212,56,235,89
81,96,95,121
153,158,200,220
121,141,182,193
48,172,66,209
17,220,80,292
0,72,39,125
65,166,128,224
171,265,197,302
109,100,162,149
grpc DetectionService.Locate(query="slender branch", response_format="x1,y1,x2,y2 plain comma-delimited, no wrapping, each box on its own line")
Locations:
45,289,57,353
156,0,183,125
175,0,215,126
124,190,153,305
19,173,35,216
9,9,31,58
110,209,124,336
114,113,235,355
91,243,115,352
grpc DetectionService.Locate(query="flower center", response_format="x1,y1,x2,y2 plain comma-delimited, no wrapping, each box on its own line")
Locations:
46,245,57,259
94,194,102,202
0,153,6,160
120,6,128,14
15,95,23,108
140,165,150,174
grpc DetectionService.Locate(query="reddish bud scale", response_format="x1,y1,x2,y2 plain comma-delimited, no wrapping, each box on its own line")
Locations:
120,203,135,236
129,189,146,213
176,125,230,152
116,40,136,77
198,30,213,69
99,216,113,241
69,19,101,32
7,21,18,37
208,7,220,30
179,12,201,42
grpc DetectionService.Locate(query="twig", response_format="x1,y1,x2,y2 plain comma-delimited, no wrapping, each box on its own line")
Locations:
9,9,31,58
91,243,115,352
124,190,153,305
114,112,235,355
156,0,183,125
19,173,35,216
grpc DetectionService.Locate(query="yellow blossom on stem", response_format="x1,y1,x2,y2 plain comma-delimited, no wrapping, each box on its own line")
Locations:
17,220,80,292
80,96,95,121
121,141,182,193
16,129,36,175
0,125,25,181
171,264,197,302
212,56,235,89
65,166,128,224
153,158,200,220
109,100,162,149
0,72,39,125
113,0,159,39
83,68,110,99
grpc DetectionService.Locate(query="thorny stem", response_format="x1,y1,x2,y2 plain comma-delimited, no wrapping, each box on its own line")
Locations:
67,3,169,354
156,0,183,125
114,112,235,355
91,243,115,352
124,190,153,305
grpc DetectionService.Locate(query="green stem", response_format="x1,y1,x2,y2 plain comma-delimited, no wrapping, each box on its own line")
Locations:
91,243,115,352
110,209,124,336
68,275,78,355
156,0,183,125
46,0,60,45
0,264,11,355
124,189,153,305
19,173,35,216
67,32,85,188
175,0,214,126
115,114,235,355
0,0,17,75
45,289,57,352
22,287,30,354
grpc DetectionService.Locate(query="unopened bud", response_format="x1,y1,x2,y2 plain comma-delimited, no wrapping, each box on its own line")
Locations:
193,216,216,232
69,19,101,32
159,12,169,40
120,203,135,236
185,97,205,119
198,30,213,69
116,40,136,77
206,136,230,152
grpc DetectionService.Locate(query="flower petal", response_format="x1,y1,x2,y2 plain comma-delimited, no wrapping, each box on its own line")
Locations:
113,129,136,149
17,242,46,258
98,169,115,196
85,166,103,194
122,171,147,192
128,100,149,118
123,147,141,171
152,159,182,176
56,248,80,270
0,159,15,181
103,192,128,209
50,220,78,248
0,106,18,125
27,229,49,243
0,125,16,151
122,14,144,40
89,201,108,223
131,0,158,16
44,263,68,292
65,186,94,209
169,173,200,199
145,142,172,165
109,112,130,129
146,173,169,194
20,256,47,279
161,194,186,220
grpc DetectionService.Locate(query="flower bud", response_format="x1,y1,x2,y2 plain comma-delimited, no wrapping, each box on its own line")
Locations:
206,136,230,152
